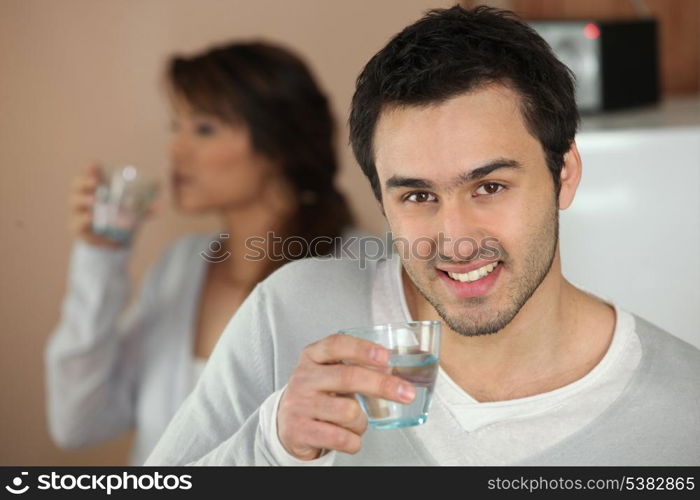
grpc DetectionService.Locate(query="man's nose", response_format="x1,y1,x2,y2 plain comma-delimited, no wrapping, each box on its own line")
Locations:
436,199,484,262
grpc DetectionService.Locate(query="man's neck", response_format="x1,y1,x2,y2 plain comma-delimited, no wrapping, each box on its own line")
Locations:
401,255,616,402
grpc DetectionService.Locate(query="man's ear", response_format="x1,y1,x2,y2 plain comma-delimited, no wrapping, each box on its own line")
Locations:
558,141,582,210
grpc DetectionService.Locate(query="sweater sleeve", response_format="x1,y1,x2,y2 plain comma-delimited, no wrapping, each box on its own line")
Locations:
44,240,156,449
144,282,279,466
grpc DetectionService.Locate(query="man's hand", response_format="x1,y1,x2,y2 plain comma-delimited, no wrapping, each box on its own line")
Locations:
277,333,416,461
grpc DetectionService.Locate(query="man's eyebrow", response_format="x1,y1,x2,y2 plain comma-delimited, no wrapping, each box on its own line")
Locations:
385,158,523,191
456,159,523,185
385,176,434,190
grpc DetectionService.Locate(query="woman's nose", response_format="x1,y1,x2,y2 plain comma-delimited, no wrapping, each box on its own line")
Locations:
169,134,190,164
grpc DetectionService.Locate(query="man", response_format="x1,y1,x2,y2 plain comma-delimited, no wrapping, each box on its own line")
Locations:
146,6,700,466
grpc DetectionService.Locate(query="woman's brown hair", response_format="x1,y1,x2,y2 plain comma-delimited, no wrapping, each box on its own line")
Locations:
167,40,355,284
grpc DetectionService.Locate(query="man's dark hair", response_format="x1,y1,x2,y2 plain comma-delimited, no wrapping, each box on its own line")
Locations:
349,5,579,201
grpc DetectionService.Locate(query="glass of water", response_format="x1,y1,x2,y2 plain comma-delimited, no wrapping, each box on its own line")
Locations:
340,320,441,430
92,164,158,244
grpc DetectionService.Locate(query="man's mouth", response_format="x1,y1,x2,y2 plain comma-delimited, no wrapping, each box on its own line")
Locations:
441,261,502,283
435,261,503,298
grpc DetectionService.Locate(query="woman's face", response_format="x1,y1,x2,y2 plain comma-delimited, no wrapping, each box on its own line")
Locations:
169,97,279,212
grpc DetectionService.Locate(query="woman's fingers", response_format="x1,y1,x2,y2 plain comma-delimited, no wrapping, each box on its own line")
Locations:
69,193,94,212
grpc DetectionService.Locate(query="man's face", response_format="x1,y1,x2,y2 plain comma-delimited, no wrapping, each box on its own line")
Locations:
374,83,559,336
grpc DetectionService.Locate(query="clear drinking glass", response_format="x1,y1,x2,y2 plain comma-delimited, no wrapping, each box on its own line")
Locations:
340,320,441,429
91,164,158,244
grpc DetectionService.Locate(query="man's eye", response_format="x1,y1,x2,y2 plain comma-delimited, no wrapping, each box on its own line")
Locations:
475,182,505,196
404,191,437,203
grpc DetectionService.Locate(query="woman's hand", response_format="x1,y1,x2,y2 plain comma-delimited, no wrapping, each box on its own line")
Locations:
69,164,161,248
69,164,123,248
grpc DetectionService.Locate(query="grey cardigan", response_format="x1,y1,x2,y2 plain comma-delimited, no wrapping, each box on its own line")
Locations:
145,255,700,466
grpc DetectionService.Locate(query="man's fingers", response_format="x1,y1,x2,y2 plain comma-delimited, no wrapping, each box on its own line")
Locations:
316,363,415,404
296,420,363,456
281,333,417,461
310,394,368,434
339,397,369,436
305,333,389,366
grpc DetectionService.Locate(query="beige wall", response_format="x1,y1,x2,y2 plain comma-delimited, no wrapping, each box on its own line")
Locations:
0,0,452,465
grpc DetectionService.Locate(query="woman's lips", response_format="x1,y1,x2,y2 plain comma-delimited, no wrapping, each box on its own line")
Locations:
172,173,193,187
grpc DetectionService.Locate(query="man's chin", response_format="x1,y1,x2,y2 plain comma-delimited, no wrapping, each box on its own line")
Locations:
442,316,505,337
435,300,513,337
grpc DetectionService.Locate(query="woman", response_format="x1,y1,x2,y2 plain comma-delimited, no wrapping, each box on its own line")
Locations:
45,40,358,465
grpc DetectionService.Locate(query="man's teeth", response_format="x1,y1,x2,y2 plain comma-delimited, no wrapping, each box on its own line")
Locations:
447,262,499,283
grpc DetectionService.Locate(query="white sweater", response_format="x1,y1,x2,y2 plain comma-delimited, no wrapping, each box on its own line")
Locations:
45,234,218,465
45,228,370,465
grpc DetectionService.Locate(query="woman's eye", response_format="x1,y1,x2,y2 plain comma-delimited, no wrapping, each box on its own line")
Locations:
475,182,505,196
404,191,437,203
195,123,215,136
